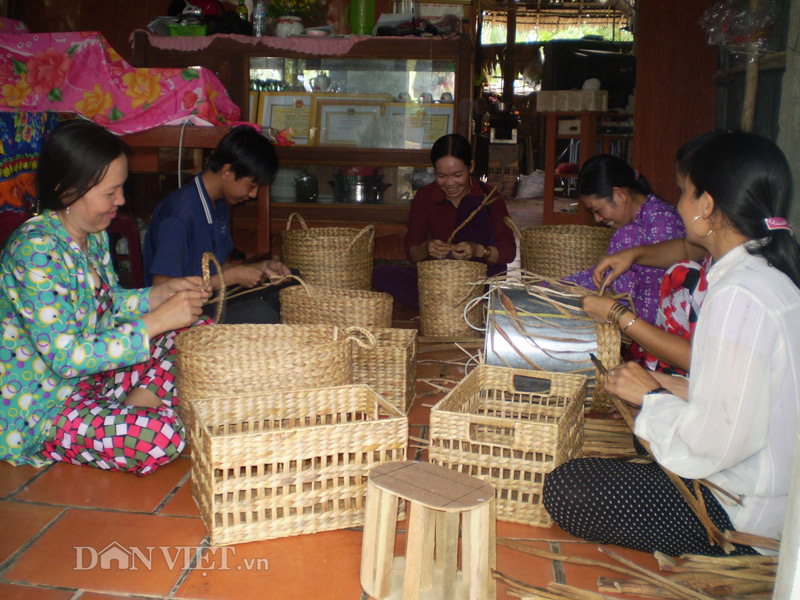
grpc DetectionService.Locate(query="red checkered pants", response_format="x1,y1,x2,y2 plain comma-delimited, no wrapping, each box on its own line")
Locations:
41,319,212,476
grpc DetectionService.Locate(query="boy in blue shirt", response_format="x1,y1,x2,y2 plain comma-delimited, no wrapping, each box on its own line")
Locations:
143,125,291,323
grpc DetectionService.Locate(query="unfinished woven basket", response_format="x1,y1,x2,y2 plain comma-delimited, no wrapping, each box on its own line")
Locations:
505,219,613,279
280,212,375,290
418,259,487,337
280,277,392,329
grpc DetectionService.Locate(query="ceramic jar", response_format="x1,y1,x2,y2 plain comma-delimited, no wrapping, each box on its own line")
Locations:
276,15,304,37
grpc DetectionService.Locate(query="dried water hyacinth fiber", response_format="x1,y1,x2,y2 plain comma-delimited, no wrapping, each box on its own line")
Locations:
429,365,586,527
497,539,778,600
279,277,393,329
582,417,637,458
505,218,614,280
188,384,408,546
482,272,627,412
418,259,487,337
280,213,375,290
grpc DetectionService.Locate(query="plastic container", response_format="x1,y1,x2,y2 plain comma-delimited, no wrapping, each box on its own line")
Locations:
252,0,267,36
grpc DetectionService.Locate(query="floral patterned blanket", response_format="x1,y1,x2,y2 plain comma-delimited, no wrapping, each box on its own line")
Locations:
0,21,241,134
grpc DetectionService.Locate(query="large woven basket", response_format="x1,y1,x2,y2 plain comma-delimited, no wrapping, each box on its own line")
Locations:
280,277,392,329
175,324,373,406
505,219,613,279
429,365,586,527
280,212,375,290
351,328,418,414
188,384,408,545
418,260,487,337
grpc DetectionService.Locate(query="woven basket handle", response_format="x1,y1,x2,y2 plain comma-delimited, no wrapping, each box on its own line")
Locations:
446,185,501,246
201,252,225,323
285,212,308,231
503,216,522,238
345,223,376,252
468,415,515,444
285,273,314,296
345,326,377,349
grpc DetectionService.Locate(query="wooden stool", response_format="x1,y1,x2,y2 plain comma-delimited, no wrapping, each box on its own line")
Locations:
360,461,496,600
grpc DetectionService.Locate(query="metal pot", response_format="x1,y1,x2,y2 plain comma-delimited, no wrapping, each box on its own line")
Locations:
331,171,391,204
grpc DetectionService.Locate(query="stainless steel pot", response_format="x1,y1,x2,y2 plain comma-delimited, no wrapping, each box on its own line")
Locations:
331,172,391,204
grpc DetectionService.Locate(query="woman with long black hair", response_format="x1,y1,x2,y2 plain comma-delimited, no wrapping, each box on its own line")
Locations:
543,131,800,556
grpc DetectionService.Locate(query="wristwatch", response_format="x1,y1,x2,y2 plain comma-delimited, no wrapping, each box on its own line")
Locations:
646,386,670,395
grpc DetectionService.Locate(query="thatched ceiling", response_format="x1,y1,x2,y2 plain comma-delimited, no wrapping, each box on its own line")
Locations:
481,0,634,31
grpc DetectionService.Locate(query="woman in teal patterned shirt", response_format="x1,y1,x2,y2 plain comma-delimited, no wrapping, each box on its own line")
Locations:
0,120,210,474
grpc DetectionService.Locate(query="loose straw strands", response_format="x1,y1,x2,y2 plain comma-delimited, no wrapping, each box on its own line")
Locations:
498,538,716,600
599,551,778,598
582,417,637,458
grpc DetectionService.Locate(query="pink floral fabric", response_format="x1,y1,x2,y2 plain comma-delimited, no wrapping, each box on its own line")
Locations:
0,29,241,134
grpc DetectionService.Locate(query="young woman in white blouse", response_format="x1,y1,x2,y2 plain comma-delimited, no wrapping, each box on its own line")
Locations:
543,131,800,556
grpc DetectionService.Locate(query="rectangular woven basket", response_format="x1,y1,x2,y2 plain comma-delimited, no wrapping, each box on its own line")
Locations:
428,365,586,527
351,328,418,414
188,385,408,546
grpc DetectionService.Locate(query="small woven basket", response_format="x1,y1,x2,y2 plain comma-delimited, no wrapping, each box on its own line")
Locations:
418,260,487,337
351,328,418,414
429,365,586,527
280,277,392,329
188,384,408,545
505,218,613,279
280,212,375,290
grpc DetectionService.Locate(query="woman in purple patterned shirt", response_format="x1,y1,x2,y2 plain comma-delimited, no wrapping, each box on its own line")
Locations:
564,154,685,325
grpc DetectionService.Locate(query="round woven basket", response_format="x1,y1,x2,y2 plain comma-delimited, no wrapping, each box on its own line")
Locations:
280,278,393,329
418,260,487,337
175,324,374,402
280,212,375,290
506,220,613,279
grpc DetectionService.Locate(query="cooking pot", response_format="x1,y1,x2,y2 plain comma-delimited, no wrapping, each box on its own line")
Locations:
331,171,391,204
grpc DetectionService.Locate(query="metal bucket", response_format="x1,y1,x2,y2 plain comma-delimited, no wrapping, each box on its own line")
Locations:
483,282,621,410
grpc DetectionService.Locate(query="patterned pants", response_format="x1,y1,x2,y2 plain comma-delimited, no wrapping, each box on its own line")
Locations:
543,453,757,557
40,320,209,476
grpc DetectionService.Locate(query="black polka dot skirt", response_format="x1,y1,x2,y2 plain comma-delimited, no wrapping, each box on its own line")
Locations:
542,456,757,556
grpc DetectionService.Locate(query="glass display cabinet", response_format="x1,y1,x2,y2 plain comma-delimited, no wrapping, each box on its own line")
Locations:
131,32,473,258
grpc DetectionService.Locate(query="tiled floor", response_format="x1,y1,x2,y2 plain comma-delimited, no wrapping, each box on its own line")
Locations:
0,304,657,600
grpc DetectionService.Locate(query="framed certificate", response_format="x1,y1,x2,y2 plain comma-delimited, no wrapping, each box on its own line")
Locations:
310,94,392,146
385,103,454,148
257,92,313,145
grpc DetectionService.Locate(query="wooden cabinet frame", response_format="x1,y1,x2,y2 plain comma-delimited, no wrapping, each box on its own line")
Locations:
129,31,474,258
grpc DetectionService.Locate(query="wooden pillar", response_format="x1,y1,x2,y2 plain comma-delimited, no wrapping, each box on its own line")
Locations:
502,0,516,103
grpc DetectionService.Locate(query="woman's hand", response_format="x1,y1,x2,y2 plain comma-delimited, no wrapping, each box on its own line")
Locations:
142,289,209,338
427,239,451,260
149,276,209,311
603,362,661,407
592,247,639,288
581,295,618,323
450,241,479,261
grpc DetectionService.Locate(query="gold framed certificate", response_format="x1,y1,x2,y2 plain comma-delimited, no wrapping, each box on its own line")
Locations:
310,94,392,147
385,103,454,148
257,92,313,145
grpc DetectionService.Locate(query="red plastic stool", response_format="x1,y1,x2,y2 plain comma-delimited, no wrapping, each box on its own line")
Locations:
107,212,144,289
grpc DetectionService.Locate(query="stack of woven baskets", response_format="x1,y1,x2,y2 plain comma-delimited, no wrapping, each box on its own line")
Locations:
173,212,421,545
